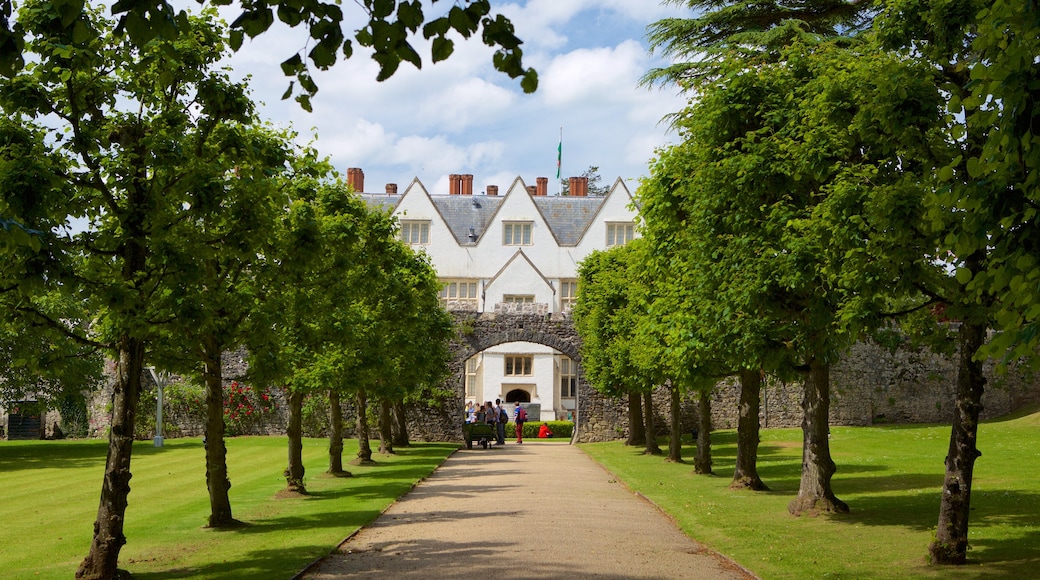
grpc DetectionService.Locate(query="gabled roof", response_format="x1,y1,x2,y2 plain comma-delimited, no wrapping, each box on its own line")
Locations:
429,195,506,245
530,196,606,246
485,249,554,293
357,174,634,247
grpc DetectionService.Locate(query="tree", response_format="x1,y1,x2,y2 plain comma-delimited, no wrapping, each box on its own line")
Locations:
639,37,946,515
872,0,1040,563
560,165,609,196
0,0,537,110
149,120,295,528
0,4,296,576
646,0,1040,561
644,0,872,89
0,293,105,412
250,175,389,491
574,240,663,455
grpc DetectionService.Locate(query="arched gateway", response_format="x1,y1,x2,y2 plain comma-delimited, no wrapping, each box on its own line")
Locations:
406,313,626,444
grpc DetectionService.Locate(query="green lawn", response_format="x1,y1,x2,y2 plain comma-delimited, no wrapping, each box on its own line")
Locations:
0,436,454,579
580,408,1040,579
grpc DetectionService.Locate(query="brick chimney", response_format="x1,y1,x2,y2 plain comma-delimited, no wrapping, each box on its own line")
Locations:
536,177,548,197
386,183,398,195
487,185,499,196
347,167,364,193
526,185,537,196
569,176,588,197
462,174,474,195
449,174,462,195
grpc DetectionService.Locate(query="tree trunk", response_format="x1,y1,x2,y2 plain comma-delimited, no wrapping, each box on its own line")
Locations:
642,390,661,455
392,399,410,447
352,386,375,465
731,369,768,491
284,389,307,493
929,320,987,564
76,337,145,580
667,384,683,462
202,339,236,527
627,390,645,446
788,359,847,515
694,389,713,475
378,398,395,455
327,390,350,476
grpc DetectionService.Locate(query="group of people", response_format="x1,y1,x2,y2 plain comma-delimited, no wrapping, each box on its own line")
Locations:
464,399,534,444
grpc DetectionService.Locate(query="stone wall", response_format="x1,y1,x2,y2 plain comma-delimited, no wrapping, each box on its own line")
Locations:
71,322,1039,446
575,339,1040,443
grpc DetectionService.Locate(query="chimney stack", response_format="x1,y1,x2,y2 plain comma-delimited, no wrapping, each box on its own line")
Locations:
569,176,589,197
462,174,474,195
526,185,537,196
486,185,499,196
449,174,461,195
536,177,548,196
347,167,365,193
386,183,398,195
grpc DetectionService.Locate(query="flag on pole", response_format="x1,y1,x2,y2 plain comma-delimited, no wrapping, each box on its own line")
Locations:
556,128,562,179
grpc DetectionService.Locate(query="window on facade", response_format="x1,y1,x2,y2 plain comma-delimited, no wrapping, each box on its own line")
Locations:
503,295,534,304
606,222,634,247
560,280,578,309
560,357,577,398
504,355,533,376
439,280,479,308
400,220,430,245
503,222,532,246
465,357,479,398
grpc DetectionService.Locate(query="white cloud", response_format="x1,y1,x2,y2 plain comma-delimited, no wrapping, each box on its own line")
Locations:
217,0,691,194
539,40,647,107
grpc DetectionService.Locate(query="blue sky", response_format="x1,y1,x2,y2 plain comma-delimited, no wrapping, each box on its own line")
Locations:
225,0,692,196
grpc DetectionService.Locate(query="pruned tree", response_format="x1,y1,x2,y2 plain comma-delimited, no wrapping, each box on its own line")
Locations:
639,37,946,515
574,240,664,455
0,4,306,576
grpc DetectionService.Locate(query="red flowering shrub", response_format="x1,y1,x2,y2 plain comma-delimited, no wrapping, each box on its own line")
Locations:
223,381,276,436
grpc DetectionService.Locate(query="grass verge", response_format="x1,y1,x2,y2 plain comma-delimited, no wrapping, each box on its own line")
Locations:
580,409,1040,579
0,436,455,579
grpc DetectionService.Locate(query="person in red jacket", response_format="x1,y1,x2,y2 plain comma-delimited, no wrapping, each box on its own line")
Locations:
538,423,553,438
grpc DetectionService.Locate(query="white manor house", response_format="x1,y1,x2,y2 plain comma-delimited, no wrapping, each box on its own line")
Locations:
353,169,639,422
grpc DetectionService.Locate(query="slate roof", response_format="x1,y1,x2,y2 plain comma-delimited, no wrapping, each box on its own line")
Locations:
359,194,402,214
531,195,606,246
429,195,507,245
357,192,610,247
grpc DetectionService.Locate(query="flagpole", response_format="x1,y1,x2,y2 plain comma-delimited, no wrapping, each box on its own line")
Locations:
557,126,563,195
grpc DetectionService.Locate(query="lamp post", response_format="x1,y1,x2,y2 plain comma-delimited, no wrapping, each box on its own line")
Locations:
146,367,169,448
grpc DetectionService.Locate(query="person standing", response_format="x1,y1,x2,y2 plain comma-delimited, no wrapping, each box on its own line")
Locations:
513,402,527,444
493,398,506,445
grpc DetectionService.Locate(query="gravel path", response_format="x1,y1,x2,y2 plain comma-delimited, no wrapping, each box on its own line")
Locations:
299,441,757,580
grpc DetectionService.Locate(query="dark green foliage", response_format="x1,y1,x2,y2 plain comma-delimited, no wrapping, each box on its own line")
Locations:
0,0,538,110
56,391,89,438
507,420,573,440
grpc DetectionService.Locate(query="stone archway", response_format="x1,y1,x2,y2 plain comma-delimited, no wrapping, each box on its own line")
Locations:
449,313,590,440
405,312,627,444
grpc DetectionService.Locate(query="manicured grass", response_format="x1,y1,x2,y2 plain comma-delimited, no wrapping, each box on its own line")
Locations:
581,408,1040,579
0,436,455,579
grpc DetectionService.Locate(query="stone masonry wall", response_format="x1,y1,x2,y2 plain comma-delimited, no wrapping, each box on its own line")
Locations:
578,339,1040,443
75,321,1038,445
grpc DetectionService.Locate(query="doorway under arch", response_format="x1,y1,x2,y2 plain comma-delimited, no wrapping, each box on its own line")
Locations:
505,389,531,403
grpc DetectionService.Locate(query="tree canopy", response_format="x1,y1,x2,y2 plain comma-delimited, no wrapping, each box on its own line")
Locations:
0,0,538,110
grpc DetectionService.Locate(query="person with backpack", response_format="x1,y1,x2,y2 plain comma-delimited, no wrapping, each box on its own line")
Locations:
494,398,506,445
513,402,528,444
